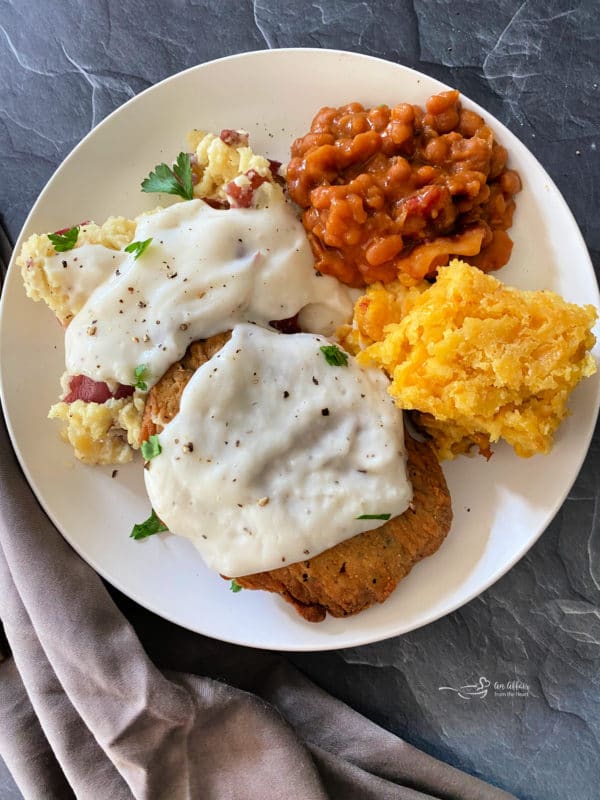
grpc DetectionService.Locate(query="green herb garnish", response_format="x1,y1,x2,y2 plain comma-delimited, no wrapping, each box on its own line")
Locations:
230,579,243,593
141,434,161,461
356,513,392,521
141,152,194,200
130,509,168,540
124,237,153,260
134,364,148,391
320,344,349,367
48,226,79,252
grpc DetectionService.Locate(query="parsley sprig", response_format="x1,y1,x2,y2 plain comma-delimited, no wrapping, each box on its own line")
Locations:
130,509,168,540
134,364,149,391
48,226,79,252
356,513,391,521
141,152,194,200
125,237,153,260
141,434,161,461
320,344,349,367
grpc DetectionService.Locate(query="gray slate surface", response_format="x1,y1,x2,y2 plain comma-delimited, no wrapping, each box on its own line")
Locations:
1,1,599,799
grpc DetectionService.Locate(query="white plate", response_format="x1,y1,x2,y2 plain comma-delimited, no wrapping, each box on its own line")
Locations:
1,49,599,651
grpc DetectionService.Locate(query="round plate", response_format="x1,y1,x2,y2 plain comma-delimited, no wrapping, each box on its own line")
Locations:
1,49,599,651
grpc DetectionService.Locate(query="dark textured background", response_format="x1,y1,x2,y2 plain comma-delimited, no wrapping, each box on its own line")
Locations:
1,2,599,798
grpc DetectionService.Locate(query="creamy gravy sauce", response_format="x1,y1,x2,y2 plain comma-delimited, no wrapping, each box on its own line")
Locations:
45,244,129,316
144,324,412,576
62,199,353,388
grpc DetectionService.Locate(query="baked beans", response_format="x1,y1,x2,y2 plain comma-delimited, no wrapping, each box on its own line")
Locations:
286,90,521,286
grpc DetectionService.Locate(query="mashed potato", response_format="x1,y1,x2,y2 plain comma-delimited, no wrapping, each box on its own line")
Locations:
20,131,278,465
356,260,597,459
48,396,145,464
19,217,136,326
188,130,275,203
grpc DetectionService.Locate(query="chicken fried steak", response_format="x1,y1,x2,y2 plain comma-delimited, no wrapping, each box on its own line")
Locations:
140,332,231,442
141,335,452,622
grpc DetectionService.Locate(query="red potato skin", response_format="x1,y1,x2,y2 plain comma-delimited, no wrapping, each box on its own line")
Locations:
64,375,134,404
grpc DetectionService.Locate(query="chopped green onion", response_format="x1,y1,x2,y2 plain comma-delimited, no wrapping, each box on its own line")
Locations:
124,237,153,260
320,344,349,367
141,434,161,461
134,364,148,391
130,509,168,540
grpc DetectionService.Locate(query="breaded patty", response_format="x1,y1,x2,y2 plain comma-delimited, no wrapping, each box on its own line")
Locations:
142,334,452,622
140,332,231,442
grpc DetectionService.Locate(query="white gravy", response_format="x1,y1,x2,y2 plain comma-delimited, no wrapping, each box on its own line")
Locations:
44,244,129,316
62,199,353,388
144,324,412,576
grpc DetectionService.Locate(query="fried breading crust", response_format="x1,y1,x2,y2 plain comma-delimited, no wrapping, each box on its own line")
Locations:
140,332,231,442
142,334,452,622
235,434,452,621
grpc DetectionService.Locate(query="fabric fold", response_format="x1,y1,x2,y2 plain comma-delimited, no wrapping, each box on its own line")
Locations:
0,543,131,798
0,657,76,800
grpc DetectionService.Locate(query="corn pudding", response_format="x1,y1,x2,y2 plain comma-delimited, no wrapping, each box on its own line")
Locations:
356,260,597,459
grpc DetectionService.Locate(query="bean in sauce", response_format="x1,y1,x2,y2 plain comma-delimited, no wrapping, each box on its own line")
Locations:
286,90,521,286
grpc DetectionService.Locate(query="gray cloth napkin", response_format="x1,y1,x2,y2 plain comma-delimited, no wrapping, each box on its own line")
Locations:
0,232,516,800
